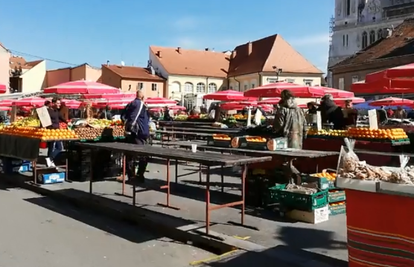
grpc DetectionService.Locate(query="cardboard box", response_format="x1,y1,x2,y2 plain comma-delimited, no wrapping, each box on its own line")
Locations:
286,205,329,224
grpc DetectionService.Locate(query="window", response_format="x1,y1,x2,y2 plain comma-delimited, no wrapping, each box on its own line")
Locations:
346,34,348,46
346,0,350,15
286,79,295,83
136,83,143,90
304,79,313,86
267,78,279,83
208,83,217,93
151,83,157,91
233,83,239,91
338,78,345,90
184,82,193,93
196,82,205,93
362,31,368,48
251,83,255,88
377,29,383,39
244,83,248,91
342,35,345,46
352,75,359,84
369,30,375,44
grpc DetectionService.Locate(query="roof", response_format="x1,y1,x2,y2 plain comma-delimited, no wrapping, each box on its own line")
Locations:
228,34,322,76
150,34,321,78
103,64,165,81
149,46,230,78
0,42,7,51
47,63,99,72
331,18,414,69
9,56,42,70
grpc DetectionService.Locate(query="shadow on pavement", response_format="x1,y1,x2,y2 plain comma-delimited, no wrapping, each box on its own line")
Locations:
275,226,347,251
23,194,163,244
204,245,348,267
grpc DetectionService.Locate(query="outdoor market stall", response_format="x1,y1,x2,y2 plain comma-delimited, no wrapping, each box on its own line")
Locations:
77,141,272,235
336,141,414,267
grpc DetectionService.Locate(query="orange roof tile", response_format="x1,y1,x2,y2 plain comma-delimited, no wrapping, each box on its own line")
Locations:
103,64,165,81
228,34,322,76
331,18,414,69
149,46,229,78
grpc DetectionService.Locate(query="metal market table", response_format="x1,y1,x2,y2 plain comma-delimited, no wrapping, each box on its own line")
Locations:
77,142,272,234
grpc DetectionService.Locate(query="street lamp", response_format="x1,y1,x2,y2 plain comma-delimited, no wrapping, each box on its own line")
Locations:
272,66,283,82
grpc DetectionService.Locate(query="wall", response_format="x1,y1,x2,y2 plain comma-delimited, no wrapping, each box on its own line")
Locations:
21,60,46,93
0,47,10,88
101,66,121,88
121,80,164,98
228,73,259,91
46,68,71,87
85,65,102,82
262,73,322,86
167,75,225,100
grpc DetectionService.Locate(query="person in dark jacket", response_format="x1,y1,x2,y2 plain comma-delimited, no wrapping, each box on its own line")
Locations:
123,90,150,183
377,105,388,125
46,98,67,167
318,94,345,130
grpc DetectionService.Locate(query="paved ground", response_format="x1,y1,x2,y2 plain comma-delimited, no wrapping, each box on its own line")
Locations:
36,158,348,262
0,185,217,267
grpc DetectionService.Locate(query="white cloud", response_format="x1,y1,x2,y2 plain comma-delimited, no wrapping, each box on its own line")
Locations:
172,17,199,31
289,33,330,46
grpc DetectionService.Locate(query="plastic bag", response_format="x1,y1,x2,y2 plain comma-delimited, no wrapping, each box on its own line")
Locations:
337,138,359,174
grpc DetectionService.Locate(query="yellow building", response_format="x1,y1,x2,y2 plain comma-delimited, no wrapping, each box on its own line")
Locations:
9,56,46,94
148,34,323,106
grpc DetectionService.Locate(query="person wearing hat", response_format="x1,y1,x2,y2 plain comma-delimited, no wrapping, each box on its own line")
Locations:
318,94,345,129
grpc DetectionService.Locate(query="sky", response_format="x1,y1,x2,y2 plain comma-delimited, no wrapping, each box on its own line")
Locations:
0,0,334,73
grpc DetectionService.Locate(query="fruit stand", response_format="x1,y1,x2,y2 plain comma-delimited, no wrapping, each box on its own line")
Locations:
336,143,414,267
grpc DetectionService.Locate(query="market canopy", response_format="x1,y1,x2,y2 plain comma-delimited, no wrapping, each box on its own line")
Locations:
350,79,414,94
365,63,414,83
145,97,177,107
0,83,7,94
62,99,82,109
43,80,120,94
257,98,281,105
203,90,256,101
322,87,354,98
82,93,135,99
333,97,365,106
244,82,326,98
369,97,414,107
13,97,46,107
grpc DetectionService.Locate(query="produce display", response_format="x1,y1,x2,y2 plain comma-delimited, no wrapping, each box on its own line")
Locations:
246,136,267,142
212,134,231,140
88,119,117,128
0,126,78,140
74,126,124,140
307,127,408,140
13,117,40,127
338,150,414,184
282,184,318,195
312,171,337,182
175,115,188,121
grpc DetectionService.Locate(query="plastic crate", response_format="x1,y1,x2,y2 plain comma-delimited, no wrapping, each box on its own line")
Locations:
268,184,328,211
329,203,346,216
328,190,346,203
264,183,286,205
301,174,334,190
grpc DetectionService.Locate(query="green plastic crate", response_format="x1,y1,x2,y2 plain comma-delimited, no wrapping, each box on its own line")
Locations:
328,190,346,203
329,204,346,216
267,184,328,211
264,183,286,205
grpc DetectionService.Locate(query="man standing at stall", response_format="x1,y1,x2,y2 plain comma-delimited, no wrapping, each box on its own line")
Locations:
123,90,149,183
45,98,67,167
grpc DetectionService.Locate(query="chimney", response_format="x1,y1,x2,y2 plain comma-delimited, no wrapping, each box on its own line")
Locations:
205,48,209,51
231,50,236,59
156,51,162,58
248,42,252,55
177,47,181,53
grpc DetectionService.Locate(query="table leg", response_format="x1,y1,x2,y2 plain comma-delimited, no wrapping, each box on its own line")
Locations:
175,159,178,184
205,165,211,235
32,160,37,184
132,182,136,206
199,164,202,183
221,164,224,193
89,150,93,194
122,155,126,195
241,164,246,225
65,158,69,182
157,158,180,210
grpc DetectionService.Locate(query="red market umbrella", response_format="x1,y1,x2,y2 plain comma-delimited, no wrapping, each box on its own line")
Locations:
145,97,177,106
333,97,365,106
13,97,46,107
44,80,120,94
0,99,13,107
203,90,256,101
322,87,354,98
82,93,134,99
149,106,186,112
365,63,414,83
0,83,7,94
258,98,281,105
62,99,82,109
244,82,325,98
369,97,414,107
350,79,414,95
0,107,10,111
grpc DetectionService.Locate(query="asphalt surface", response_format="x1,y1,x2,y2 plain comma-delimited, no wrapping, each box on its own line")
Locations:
0,185,214,267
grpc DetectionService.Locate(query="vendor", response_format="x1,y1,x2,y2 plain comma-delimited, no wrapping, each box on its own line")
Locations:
394,106,407,119
163,106,173,121
318,94,345,129
273,90,307,149
343,100,358,126
306,102,318,125
377,106,388,125
46,98,68,167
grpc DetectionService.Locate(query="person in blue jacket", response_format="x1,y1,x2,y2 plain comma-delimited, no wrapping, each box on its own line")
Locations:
123,90,150,183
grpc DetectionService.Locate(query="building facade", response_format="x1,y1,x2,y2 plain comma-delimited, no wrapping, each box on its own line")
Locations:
101,64,166,98
46,63,102,88
9,56,46,93
327,0,414,86
0,43,10,89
